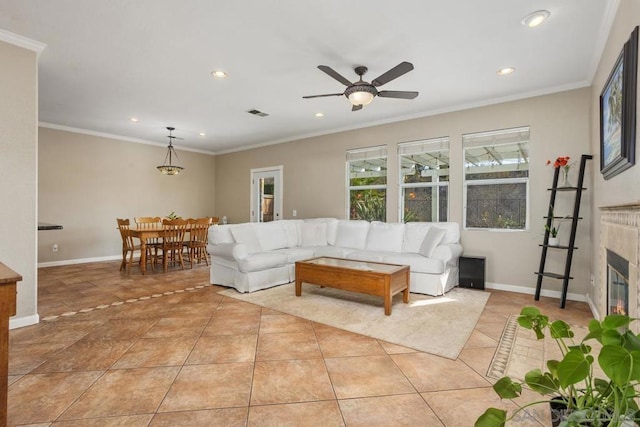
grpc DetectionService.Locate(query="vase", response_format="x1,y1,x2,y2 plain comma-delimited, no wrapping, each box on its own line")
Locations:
560,167,571,187
548,237,559,246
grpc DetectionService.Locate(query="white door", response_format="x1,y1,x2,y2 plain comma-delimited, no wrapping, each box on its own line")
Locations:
250,166,283,222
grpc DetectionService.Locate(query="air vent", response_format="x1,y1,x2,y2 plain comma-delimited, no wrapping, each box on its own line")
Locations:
247,109,269,117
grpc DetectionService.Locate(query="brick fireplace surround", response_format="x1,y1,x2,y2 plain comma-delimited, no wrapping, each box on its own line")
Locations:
599,202,640,328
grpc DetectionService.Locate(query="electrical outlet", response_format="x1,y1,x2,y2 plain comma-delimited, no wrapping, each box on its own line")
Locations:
52,243,58,252
292,209,297,217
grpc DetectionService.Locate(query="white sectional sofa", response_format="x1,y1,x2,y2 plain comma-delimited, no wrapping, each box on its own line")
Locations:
206,218,463,296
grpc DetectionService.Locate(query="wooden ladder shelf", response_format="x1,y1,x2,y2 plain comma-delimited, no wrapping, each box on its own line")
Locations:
534,154,592,308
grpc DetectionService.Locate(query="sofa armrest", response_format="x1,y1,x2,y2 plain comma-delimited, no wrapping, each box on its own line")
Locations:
432,243,463,265
207,243,249,261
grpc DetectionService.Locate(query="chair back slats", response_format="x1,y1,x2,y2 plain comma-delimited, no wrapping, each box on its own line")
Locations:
161,218,188,248
116,218,135,251
134,217,162,229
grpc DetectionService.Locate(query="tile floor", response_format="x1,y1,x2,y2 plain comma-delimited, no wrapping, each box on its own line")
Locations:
6,261,593,426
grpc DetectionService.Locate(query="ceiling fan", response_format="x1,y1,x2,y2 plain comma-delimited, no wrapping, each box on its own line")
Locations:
303,61,418,111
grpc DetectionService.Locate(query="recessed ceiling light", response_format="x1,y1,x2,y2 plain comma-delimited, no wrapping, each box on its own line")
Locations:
199,132,206,136
314,112,324,117
522,10,550,28
497,67,515,76
130,117,139,123
211,70,228,79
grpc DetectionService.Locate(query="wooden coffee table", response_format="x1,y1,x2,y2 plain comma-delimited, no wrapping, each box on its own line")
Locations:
295,257,410,316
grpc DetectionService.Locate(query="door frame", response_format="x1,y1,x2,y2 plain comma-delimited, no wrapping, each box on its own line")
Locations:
250,165,283,222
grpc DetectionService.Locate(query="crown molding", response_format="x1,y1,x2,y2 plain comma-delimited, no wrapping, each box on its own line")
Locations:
0,28,46,55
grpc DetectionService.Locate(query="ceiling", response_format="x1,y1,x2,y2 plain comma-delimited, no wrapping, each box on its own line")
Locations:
0,0,617,154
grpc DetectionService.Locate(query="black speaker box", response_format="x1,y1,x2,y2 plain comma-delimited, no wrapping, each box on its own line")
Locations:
459,256,485,290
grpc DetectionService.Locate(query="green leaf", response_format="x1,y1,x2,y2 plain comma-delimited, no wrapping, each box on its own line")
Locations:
492,376,522,399
524,369,559,394
546,360,559,378
550,320,574,339
597,345,640,386
520,306,541,317
622,330,640,352
601,329,624,346
474,408,506,427
557,350,591,388
602,314,631,330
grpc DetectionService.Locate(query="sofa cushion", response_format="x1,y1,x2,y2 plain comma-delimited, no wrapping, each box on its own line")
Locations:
365,221,404,253
237,252,288,273
274,247,316,263
300,222,328,246
382,253,445,275
281,219,303,247
230,224,262,254
419,226,447,258
346,250,401,263
209,224,234,244
255,222,288,251
334,220,370,250
312,246,355,258
438,222,461,245
304,218,338,245
402,222,433,253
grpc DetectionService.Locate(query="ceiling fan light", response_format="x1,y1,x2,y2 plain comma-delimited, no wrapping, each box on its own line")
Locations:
348,90,375,106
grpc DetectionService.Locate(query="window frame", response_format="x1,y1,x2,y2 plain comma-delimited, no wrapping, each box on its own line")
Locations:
397,137,450,223
462,126,530,232
345,146,388,221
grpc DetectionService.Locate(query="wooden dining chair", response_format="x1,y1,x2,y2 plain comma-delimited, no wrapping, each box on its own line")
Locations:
134,216,162,270
158,218,188,272
116,218,139,272
185,217,212,268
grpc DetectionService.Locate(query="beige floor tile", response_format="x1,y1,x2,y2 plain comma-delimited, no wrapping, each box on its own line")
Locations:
59,367,179,419
142,316,210,338
216,299,262,315
248,401,345,427
112,337,198,368
256,331,322,361
168,302,218,317
465,329,499,349
202,313,260,336
33,339,135,373
458,347,497,379
158,363,253,412
51,414,154,426
150,407,248,426
315,329,386,358
259,314,313,334
324,355,415,399
81,319,158,341
391,352,490,392
338,393,443,426
422,387,545,427
475,320,510,342
9,341,69,375
186,335,258,364
251,359,335,405
8,371,102,425
378,340,419,354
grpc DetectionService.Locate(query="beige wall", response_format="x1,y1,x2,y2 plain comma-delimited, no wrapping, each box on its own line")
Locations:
215,88,592,295
0,40,39,325
38,128,216,263
589,0,640,314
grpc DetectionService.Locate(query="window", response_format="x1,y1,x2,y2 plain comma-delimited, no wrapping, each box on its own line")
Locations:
463,127,530,230
347,146,387,221
398,138,449,222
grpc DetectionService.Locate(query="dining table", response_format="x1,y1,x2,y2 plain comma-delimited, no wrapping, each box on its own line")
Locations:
128,225,196,275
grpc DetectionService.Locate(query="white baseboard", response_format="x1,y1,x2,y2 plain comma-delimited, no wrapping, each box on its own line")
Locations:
10,314,39,329
484,282,587,302
585,293,600,320
38,255,121,268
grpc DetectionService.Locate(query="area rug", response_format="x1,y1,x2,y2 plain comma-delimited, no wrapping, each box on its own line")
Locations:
218,284,489,359
488,315,595,381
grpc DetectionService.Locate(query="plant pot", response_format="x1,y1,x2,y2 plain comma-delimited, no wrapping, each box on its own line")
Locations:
550,398,616,426
548,237,559,246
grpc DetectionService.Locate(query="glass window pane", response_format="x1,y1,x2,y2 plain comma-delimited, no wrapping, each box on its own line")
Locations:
400,156,449,184
350,189,386,222
403,186,448,222
466,183,527,229
349,159,387,186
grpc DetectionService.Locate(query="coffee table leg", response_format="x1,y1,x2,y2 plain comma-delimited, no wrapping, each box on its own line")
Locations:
384,294,391,316
403,287,409,304
295,278,302,296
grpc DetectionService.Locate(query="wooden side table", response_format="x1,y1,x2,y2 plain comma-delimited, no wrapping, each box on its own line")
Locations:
0,262,20,426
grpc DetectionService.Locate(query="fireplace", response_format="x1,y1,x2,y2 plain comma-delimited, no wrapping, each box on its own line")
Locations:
607,250,629,315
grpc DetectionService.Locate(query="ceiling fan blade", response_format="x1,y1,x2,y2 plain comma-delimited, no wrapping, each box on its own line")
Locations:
352,104,363,112
302,93,344,99
318,65,353,86
372,62,414,87
377,90,419,99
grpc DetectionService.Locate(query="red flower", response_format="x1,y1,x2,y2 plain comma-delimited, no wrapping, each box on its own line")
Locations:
547,156,571,169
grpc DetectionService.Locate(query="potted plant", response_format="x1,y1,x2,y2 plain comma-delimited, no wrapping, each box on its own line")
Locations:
545,206,568,246
475,306,640,427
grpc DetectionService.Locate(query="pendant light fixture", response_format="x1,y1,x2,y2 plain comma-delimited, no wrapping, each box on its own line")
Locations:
157,126,184,175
